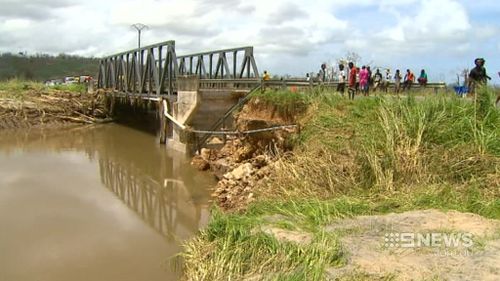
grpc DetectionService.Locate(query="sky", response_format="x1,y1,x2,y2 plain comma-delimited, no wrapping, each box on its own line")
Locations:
0,0,499,83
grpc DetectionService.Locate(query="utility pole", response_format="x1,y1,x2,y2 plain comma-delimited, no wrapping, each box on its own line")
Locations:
131,23,148,70
131,23,148,50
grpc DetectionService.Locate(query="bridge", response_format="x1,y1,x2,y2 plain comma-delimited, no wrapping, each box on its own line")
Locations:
97,40,260,97
97,40,448,153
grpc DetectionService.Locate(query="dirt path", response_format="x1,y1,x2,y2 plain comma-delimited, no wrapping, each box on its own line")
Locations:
325,209,500,281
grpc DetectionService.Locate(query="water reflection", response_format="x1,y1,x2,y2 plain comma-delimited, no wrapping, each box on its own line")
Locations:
0,124,214,281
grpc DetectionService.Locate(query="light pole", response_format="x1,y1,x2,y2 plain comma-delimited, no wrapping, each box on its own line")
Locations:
131,23,148,50
131,23,148,69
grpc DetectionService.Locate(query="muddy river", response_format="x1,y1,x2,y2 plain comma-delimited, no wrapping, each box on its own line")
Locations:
0,124,215,281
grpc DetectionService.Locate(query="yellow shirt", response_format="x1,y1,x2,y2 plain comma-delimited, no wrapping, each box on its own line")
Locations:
263,73,271,81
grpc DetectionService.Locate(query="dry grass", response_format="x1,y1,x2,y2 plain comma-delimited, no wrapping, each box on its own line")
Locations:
182,89,500,281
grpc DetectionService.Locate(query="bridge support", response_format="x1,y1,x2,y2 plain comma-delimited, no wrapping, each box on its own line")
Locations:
166,76,200,153
159,99,169,144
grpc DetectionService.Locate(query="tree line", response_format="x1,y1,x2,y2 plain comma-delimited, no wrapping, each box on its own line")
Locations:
0,53,99,81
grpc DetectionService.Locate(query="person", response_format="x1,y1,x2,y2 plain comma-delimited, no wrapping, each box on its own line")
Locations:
366,66,372,95
337,64,346,96
403,69,415,91
306,73,311,82
318,63,327,83
497,72,500,105
359,66,370,96
372,68,383,92
468,58,491,96
394,69,402,94
355,67,360,94
348,62,357,100
384,69,391,93
263,70,271,81
418,69,428,87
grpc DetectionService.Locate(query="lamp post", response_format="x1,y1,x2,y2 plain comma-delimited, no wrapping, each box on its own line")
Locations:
131,23,148,69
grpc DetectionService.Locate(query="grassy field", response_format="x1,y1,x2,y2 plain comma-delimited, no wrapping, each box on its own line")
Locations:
0,79,87,99
181,87,500,280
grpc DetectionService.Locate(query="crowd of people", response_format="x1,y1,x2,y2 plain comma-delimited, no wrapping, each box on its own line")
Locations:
262,58,498,104
333,63,428,99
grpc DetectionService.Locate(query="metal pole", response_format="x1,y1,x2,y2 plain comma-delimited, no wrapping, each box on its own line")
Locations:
131,23,148,75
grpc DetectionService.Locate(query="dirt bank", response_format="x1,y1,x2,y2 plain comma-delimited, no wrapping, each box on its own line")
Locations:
0,89,108,130
191,96,300,211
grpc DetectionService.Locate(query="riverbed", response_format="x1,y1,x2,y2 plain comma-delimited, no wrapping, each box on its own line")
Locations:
0,124,215,281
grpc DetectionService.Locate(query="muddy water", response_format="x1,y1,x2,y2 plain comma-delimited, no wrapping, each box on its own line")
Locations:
0,124,215,281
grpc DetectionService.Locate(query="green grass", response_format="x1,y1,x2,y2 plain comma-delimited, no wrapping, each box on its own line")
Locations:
249,88,311,119
182,88,500,280
0,79,87,99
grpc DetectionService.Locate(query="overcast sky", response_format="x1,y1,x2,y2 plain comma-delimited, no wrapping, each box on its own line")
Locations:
0,0,499,82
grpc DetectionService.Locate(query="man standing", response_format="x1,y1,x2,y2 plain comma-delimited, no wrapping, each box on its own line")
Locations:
384,69,391,93
337,64,346,96
468,58,491,96
403,69,415,91
373,69,383,92
348,62,357,100
319,63,327,83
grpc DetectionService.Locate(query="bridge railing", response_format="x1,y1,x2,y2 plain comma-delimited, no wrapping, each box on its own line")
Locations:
196,78,447,92
177,46,259,79
97,40,178,96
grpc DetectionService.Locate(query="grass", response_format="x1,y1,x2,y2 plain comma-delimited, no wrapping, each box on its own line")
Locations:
0,79,87,99
249,88,311,119
182,87,500,280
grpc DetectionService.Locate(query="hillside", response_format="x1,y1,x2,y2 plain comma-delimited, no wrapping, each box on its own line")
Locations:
0,53,99,81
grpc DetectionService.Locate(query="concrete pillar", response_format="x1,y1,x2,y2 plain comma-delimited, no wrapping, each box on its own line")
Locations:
159,99,168,144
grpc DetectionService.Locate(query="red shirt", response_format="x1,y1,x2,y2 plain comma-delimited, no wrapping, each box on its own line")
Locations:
349,67,357,87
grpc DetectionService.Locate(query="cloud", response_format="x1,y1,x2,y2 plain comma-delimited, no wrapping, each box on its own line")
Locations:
0,0,498,81
267,3,308,24
0,0,78,20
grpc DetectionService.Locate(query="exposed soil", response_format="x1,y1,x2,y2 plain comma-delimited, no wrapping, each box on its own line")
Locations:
191,98,299,211
325,209,500,281
0,90,109,130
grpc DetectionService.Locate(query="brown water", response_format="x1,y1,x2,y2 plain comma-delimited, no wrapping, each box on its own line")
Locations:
0,124,215,281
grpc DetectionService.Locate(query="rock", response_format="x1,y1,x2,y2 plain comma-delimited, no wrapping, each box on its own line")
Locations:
191,156,210,171
230,163,253,180
234,145,255,162
252,155,267,168
200,148,211,160
212,159,232,180
208,137,224,145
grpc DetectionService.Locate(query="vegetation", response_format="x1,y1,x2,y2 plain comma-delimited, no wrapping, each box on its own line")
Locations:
182,87,499,280
0,79,87,99
0,79,106,130
0,53,99,81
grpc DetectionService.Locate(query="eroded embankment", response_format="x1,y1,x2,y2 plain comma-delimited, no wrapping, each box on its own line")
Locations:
0,89,108,130
191,95,303,211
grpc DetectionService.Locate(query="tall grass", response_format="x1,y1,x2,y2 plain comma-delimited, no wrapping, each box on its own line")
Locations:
182,89,500,280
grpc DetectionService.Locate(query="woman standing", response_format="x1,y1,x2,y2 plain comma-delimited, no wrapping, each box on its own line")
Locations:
359,66,370,96
394,69,402,95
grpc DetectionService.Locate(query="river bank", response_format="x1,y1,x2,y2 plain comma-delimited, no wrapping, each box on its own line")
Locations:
0,80,108,130
183,88,500,280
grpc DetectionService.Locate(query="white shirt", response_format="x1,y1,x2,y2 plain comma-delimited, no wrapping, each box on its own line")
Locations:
338,70,346,83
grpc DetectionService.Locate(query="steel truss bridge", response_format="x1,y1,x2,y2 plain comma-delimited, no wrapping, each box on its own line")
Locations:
97,40,260,97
